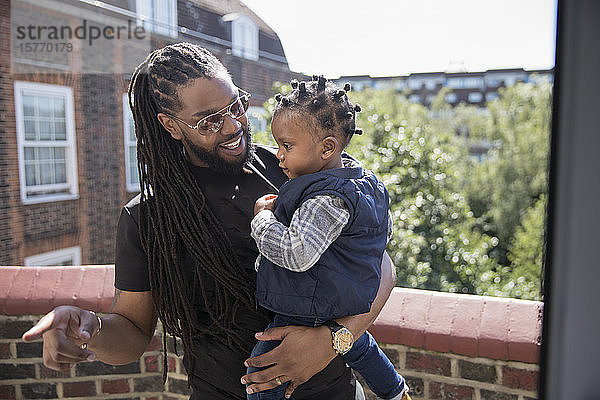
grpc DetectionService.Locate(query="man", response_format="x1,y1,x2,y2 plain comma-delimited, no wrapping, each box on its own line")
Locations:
22,43,395,399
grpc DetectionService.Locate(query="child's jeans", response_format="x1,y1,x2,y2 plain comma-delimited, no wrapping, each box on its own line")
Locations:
246,314,406,400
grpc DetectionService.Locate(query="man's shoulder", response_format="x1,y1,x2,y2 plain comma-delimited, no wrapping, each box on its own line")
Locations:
122,193,142,226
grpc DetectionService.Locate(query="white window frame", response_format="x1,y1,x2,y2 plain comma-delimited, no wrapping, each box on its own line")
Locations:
14,81,78,204
232,14,259,61
24,246,81,267
247,106,267,133
136,0,178,38
123,93,139,192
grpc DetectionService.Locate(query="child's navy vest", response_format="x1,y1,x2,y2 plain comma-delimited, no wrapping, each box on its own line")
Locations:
255,165,390,319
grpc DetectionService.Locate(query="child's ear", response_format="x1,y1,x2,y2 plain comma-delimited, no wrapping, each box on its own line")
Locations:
321,136,339,160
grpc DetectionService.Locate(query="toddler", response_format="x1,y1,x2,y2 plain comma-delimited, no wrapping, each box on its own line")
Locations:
249,76,410,400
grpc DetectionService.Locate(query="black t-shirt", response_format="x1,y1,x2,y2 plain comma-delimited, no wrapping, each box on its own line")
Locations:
114,146,355,400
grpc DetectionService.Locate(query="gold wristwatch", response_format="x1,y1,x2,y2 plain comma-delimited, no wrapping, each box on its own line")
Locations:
323,320,354,355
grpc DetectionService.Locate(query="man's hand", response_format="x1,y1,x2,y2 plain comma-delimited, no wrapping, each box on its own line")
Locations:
22,306,100,371
241,325,336,398
254,194,278,216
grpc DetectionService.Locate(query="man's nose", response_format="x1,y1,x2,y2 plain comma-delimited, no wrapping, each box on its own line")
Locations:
221,113,242,134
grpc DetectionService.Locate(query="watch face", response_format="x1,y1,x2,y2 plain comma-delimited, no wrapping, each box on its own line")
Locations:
334,328,354,354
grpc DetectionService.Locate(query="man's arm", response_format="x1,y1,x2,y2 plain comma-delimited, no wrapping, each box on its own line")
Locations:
22,289,157,370
241,252,396,397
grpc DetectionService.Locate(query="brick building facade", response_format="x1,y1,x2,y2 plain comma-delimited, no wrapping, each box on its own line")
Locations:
0,0,301,266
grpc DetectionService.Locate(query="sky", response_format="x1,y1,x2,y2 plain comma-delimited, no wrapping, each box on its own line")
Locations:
241,0,558,78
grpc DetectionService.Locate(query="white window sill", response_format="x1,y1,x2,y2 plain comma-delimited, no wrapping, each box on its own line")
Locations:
22,193,79,205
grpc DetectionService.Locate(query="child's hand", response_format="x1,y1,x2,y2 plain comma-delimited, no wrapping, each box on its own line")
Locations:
254,194,278,216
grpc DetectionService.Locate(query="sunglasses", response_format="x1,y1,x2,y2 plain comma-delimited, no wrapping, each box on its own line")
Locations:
165,89,251,136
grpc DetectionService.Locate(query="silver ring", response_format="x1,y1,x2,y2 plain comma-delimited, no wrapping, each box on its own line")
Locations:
275,377,282,386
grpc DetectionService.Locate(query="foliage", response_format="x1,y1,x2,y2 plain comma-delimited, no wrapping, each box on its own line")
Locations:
505,195,547,300
458,80,552,257
348,88,502,294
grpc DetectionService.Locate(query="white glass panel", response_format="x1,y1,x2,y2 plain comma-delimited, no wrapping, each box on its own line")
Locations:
23,95,35,117
40,160,54,184
39,120,53,140
53,98,65,118
24,120,37,140
24,147,35,161
38,96,52,117
54,147,65,161
25,164,36,186
38,147,52,160
55,161,66,184
54,121,66,140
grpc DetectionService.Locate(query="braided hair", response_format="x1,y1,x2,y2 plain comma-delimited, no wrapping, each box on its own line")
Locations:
273,75,363,147
127,43,262,383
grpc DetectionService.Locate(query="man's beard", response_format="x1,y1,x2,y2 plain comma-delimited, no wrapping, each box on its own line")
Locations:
182,125,254,175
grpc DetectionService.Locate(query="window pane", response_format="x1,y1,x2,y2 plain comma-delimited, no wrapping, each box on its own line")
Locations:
24,120,37,140
40,161,54,184
25,164,37,186
129,146,139,184
38,147,52,160
128,118,136,141
39,120,53,140
24,147,35,161
54,121,66,140
23,95,35,117
53,98,65,118
54,147,65,161
55,161,66,184
38,96,52,117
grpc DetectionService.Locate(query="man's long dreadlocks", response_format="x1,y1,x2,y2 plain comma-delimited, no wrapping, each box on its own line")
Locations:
127,43,260,382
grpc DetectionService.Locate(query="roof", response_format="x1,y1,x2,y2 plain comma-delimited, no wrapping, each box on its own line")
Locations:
190,0,278,36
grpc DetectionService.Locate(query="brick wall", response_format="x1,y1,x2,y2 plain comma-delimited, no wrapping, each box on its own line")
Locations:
0,266,542,400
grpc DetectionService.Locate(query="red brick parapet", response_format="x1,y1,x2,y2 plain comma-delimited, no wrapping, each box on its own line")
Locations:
0,266,115,315
0,266,542,364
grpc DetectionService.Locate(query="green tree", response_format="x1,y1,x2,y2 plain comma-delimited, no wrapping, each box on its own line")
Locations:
505,194,546,300
349,88,501,294
460,79,552,256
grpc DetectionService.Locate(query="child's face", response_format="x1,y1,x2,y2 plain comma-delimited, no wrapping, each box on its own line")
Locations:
271,114,328,179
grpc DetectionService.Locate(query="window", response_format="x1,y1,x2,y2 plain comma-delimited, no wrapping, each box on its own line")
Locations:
394,80,406,90
24,246,81,266
425,79,438,90
447,77,484,89
15,81,78,204
409,94,421,103
231,15,259,61
137,0,178,38
486,92,500,101
123,94,139,192
445,93,458,103
247,106,267,133
468,92,483,103
408,79,423,90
